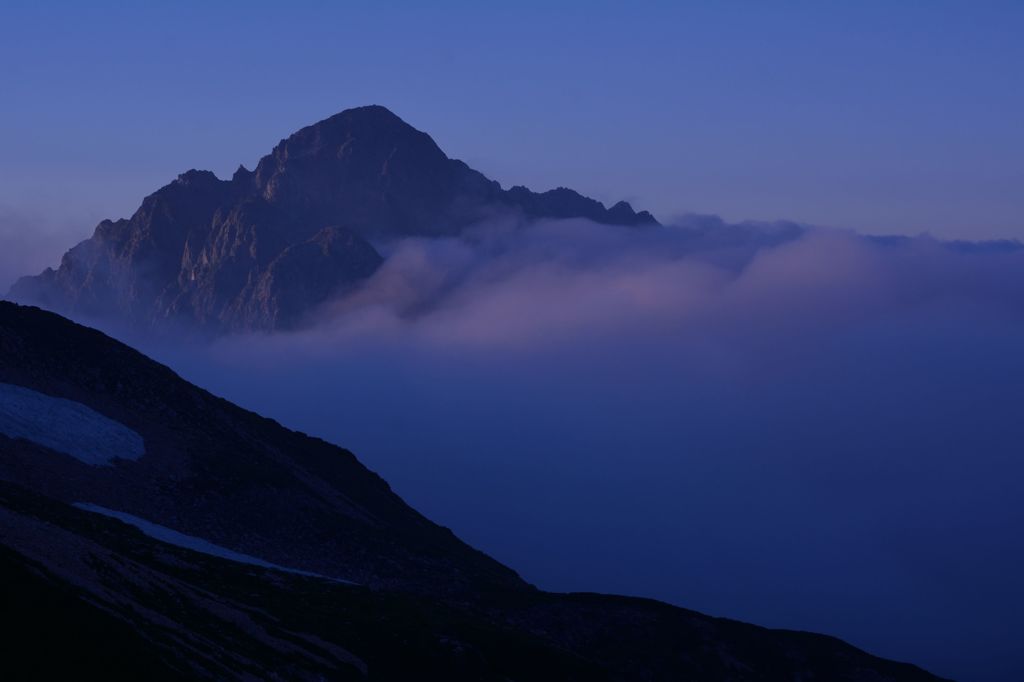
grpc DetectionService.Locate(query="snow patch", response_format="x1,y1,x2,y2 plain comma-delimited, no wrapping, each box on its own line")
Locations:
0,382,144,465
73,503,356,584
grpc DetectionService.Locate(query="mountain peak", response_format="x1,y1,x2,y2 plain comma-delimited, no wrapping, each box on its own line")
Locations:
11,106,659,333
174,169,222,186
274,104,436,157
318,103,406,126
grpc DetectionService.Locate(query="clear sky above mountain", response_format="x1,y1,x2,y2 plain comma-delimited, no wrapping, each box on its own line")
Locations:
1,1,1021,242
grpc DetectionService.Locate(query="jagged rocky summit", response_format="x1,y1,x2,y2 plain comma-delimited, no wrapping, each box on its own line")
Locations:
9,105,657,333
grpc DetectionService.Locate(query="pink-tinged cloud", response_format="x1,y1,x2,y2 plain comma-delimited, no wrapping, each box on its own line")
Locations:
150,217,1024,682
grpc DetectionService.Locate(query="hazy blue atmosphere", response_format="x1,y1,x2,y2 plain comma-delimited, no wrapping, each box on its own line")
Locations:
152,218,1024,682
3,3,1024,681
1,0,1022,266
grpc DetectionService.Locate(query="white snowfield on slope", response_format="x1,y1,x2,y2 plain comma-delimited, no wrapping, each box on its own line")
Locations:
0,382,145,465
74,503,357,584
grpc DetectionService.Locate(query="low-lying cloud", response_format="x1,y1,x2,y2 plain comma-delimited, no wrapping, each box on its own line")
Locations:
140,216,1024,682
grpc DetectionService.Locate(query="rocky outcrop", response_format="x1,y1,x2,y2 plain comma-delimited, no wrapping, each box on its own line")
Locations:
10,105,657,333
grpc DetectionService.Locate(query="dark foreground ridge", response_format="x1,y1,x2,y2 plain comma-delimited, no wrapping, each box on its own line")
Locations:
0,301,948,681
10,105,657,332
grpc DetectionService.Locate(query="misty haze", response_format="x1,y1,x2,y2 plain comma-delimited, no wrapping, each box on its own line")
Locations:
2,4,1022,682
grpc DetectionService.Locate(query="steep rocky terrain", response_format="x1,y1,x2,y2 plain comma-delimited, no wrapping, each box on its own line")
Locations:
0,300,523,597
0,301,950,680
9,105,657,332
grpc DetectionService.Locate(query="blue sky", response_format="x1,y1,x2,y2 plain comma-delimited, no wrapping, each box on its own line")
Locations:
1,1,1022,240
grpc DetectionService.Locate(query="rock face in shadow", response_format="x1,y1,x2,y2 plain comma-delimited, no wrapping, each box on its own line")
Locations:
10,105,657,333
0,301,525,597
0,302,948,681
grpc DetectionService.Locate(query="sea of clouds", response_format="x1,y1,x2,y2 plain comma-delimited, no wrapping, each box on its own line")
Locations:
12,214,1024,681
152,215,1024,681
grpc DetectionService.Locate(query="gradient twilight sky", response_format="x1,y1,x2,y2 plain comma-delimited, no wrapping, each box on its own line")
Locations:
1,1,1022,243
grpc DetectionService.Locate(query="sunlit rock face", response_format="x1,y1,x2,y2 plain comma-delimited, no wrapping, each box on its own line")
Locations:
0,382,144,466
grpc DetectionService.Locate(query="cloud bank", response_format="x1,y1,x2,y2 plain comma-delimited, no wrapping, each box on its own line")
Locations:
138,216,1024,682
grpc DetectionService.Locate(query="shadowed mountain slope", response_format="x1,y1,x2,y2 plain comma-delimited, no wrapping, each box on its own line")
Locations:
0,301,948,681
0,300,524,597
